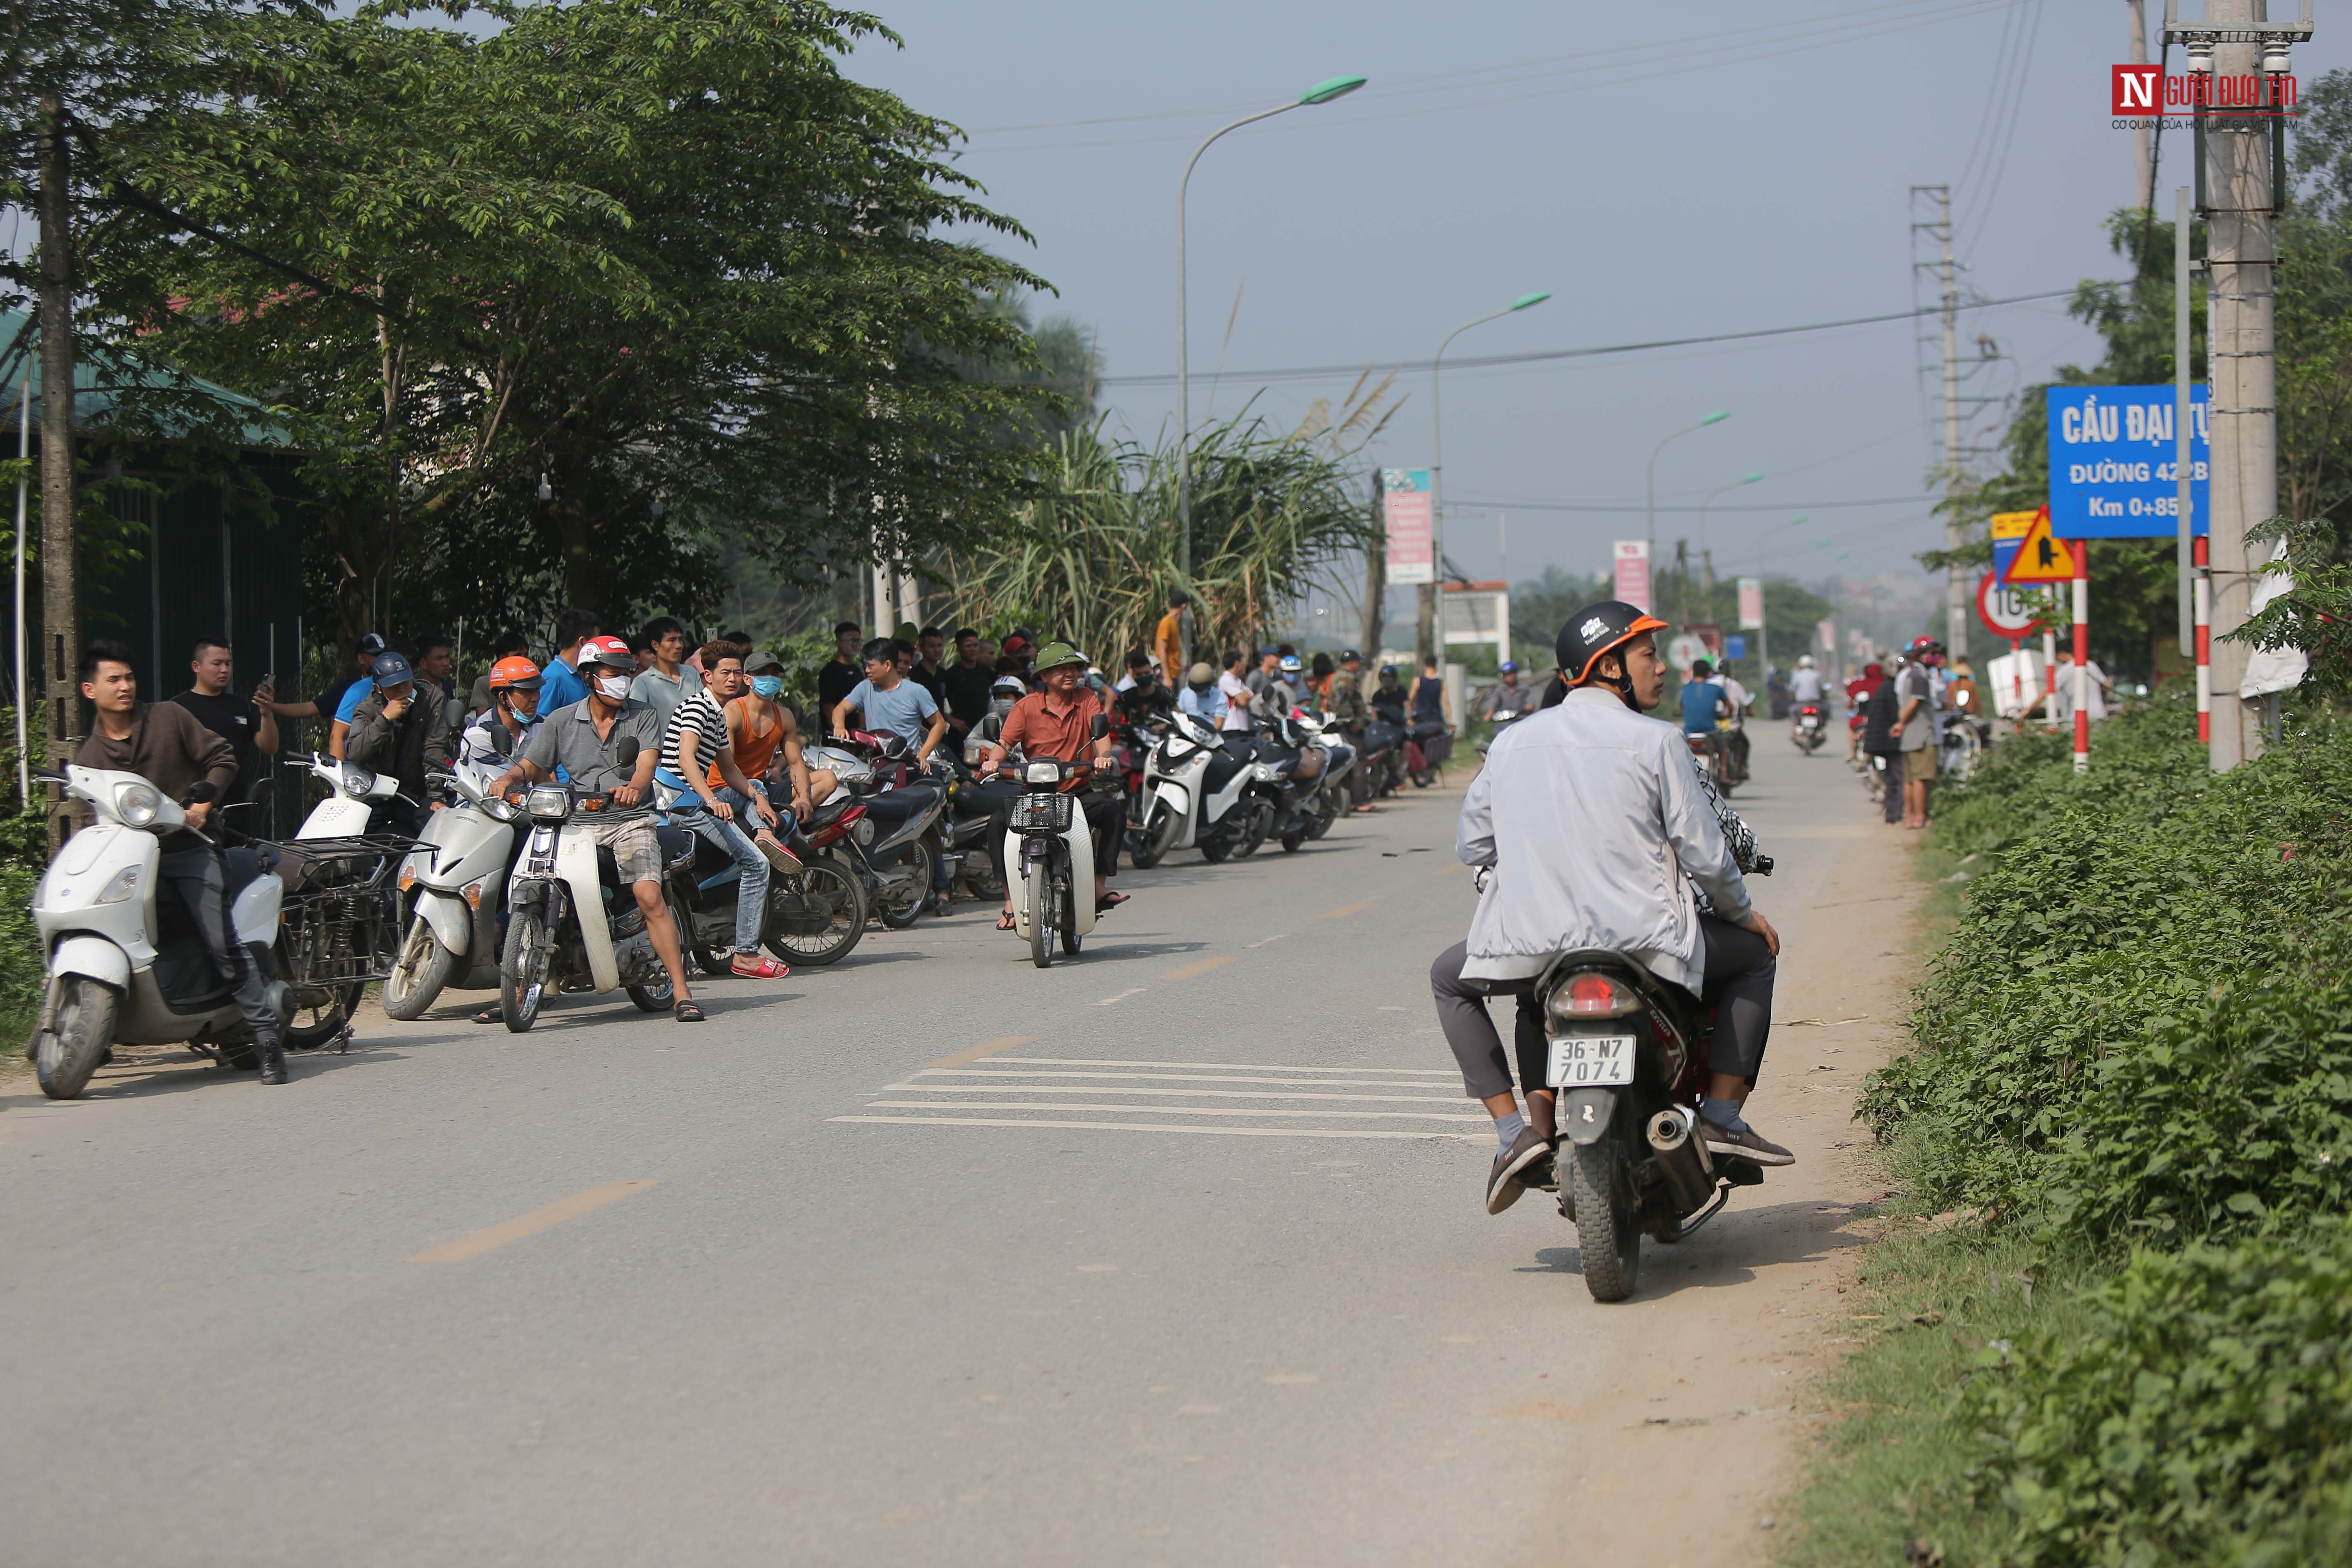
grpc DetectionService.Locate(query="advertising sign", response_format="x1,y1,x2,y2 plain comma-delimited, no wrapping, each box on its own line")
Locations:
1736,578,1764,630
1611,540,1651,614
2045,385,2208,539
1381,469,1433,585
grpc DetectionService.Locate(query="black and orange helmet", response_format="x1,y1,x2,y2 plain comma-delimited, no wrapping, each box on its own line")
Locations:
1558,601,1669,688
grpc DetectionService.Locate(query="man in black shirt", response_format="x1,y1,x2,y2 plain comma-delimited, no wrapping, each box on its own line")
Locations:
910,625,949,711
940,626,996,743
815,620,865,719
168,637,277,803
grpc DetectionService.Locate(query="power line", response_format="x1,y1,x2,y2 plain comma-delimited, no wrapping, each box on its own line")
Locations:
1451,495,1934,514
1095,289,2077,388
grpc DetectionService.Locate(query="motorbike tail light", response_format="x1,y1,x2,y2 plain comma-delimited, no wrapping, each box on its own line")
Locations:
1549,969,1640,1023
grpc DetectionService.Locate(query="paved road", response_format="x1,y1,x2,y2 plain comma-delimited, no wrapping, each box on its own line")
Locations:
2,728,1894,1566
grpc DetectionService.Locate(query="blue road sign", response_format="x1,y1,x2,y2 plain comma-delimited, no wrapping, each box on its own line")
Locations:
2046,385,2208,539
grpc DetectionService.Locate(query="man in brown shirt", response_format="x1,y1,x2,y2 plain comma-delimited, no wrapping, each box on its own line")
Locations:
976,641,1125,928
74,640,285,1082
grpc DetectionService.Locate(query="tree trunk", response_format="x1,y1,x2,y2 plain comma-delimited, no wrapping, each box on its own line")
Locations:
37,95,78,847
1360,483,1385,659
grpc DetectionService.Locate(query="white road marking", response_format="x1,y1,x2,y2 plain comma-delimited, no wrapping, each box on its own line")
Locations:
881,1084,1463,1106
915,1068,1460,1091
1092,988,1147,1006
829,1116,1476,1142
866,1101,1486,1122
978,1057,1457,1077
1245,934,1287,948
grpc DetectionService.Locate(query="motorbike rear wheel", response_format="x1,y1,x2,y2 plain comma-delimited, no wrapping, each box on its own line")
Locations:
765,856,866,967
1410,769,1435,789
1026,860,1055,969
1198,833,1231,863
1129,806,1181,870
382,918,461,1021
1568,1134,1643,1303
500,906,551,1033
36,975,118,1100
877,841,933,931
1306,788,1340,840
284,983,361,1049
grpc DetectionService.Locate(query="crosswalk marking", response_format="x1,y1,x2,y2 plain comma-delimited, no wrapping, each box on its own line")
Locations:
832,1053,1476,1144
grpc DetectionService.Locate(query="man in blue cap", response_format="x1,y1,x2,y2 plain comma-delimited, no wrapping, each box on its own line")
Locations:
344,649,453,834
1479,659,1537,722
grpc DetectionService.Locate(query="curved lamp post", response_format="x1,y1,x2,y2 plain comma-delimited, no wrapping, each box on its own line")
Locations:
1645,410,1730,570
1430,291,1549,663
1175,73,1365,660
1695,471,1765,601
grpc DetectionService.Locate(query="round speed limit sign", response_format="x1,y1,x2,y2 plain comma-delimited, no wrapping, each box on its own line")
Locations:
1977,572,2048,640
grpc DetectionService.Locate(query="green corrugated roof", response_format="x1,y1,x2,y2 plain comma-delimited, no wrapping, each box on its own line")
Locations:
0,310,292,448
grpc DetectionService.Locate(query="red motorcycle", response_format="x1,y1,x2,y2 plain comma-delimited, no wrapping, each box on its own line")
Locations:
1405,720,1452,789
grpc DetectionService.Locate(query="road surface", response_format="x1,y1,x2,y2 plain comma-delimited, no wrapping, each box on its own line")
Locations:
2,725,1919,1566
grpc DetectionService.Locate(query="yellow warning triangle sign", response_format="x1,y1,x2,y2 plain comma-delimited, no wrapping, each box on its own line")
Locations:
2000,506,2075,584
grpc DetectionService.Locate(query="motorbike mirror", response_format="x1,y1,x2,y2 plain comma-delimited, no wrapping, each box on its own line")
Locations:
1089,714,1109,740
180,781,219,807
615,737,640,768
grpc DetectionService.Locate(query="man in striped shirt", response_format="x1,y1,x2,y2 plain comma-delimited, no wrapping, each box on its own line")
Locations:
658,644,788,979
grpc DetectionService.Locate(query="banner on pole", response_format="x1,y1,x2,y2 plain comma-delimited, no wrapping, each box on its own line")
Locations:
1736,578,1763,630
1816,618,1836,653
1380,469,1433,585
1612,540,1651,613
2045,385,2208,539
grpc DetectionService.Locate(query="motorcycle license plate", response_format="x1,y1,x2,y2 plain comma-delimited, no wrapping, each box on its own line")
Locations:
1546,1034,1637,1088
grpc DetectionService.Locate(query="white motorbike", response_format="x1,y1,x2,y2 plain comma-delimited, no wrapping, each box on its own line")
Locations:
290,751,405,837
496,741,694,1030
1291,712,1355,845
26,767,289,1099
1003,717,1109,968
1126,711,1269,868
381,754,521,1019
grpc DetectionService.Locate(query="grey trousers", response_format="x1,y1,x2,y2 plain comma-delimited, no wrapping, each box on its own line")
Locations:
1431,921,1777,1104
158,845,277,1043
1877,749,1905,822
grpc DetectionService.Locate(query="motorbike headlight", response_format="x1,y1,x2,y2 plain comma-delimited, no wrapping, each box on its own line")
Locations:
92,864,143,904
483,796,520,824
1024,760,1063,785
340,764,377,800
113,780,162,827
1546,969,1642,1023
526,786,571,820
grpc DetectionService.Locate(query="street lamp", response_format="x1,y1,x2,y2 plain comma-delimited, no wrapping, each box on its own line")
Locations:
1644,410,1729,570
1695,471,1764,600
1430,290,1549,666
1175,73,1366,659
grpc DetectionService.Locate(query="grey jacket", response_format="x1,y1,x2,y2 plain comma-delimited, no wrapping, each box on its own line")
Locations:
1456,686,1751,993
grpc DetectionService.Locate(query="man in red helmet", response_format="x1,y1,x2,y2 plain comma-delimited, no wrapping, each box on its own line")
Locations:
1431,601,1790,1217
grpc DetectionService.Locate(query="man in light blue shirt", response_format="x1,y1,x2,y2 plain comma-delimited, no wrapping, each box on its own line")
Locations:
1176,661,1229,725
829,636,946,764
536,608,601,717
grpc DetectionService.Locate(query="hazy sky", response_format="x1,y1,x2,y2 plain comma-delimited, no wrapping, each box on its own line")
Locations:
847,0,2349,595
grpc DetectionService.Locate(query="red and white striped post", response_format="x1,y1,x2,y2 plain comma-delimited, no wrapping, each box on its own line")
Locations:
2071,539,2091,774
2008,637,2024,733
2042,628,2059,731
2193,535,2211,744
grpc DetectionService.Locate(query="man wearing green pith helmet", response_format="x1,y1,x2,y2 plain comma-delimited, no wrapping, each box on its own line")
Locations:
968,641,1129,931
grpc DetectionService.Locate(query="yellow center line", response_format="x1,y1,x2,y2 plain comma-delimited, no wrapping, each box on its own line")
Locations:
1159,956,1237,980
1320,901,1376,920
407,1180,657,1264
1432,863,1466,875
928,1034,1034,1069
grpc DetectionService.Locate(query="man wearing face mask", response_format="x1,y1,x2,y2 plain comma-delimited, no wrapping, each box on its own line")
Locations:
722,650,823,863
488,635,701,1020
1176,661,1229,726
459,655,544,766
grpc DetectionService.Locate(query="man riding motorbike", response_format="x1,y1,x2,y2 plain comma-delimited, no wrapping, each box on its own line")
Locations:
1478,661,1538,723
343,649,453,835
1322,667,1375,810
1176,662,1229,726
660,643,789,979
974,642,1127,930
1431,602,1791,1217
1370,664,1408,728
459,655,544,766
486,634,702,1022
1253,654,1324,784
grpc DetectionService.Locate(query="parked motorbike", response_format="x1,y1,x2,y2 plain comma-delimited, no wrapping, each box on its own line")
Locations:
1790,702,1827,755
765,794,871,967
381,755,519,1019
1537,859,1775,1303
496,741,695,1030
1358,716,1405,798
1686,730,1733,795
1288,712,1353,847
1004,715,1109,968
1406,719,1452,788
1128,711,1269,868
819,733,943,928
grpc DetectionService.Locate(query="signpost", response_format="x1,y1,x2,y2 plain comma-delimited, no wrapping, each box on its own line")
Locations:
1999,506,2074,585
1381,469,1433,585
1989,507,2038,582
1736,576,1764,675
1977,572,2048,729
1611,540,1651,614
2045,385,2208,539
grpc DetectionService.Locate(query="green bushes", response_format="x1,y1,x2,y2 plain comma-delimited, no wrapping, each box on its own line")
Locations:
1860,701,2352,1241
1965,1225,2352,1566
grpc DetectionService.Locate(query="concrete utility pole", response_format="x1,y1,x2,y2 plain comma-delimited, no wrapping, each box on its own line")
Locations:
36,95,79,843
2173,0,2311,770
2131,2,2157,210
1919,185,1971,655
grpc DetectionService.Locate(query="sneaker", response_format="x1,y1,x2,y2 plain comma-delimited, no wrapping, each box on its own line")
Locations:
1699,1116,1796,1167
1486,1127,1556,1215
754,835,803,875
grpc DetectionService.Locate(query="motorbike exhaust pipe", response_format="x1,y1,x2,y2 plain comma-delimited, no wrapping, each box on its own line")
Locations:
1645,1108,1715,1216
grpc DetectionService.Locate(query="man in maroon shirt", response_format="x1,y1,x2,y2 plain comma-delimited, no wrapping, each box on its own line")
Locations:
973,641,1127,930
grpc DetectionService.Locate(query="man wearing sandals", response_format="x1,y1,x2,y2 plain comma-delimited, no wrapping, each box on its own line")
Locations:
660,644,791,981
488,635,705,1022
974,641,1127,931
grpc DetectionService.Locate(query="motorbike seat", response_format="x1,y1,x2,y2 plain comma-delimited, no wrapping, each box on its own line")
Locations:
861,784,938,827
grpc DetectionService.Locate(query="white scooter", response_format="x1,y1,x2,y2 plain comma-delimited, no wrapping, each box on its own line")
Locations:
381,754,521,1019
26,767,288,1099
290,751,404,838
1126,710,1268,868
1004,717,1109,969
496,739,695,1030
